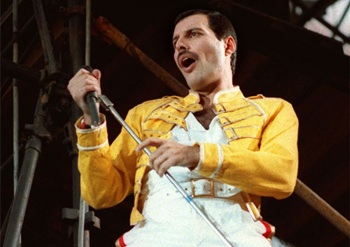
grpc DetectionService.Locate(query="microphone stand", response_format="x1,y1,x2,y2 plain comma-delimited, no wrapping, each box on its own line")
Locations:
99,94,234,247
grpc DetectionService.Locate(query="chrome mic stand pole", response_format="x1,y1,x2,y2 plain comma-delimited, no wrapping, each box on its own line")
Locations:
99,95,234,247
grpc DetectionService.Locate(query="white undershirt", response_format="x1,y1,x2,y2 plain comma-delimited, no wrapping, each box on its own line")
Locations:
171,112,228,145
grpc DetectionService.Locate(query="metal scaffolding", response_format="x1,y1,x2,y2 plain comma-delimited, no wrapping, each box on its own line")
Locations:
0,0,349,246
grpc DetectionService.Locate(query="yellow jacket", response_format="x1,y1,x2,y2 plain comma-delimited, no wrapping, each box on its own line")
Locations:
76,88,299,225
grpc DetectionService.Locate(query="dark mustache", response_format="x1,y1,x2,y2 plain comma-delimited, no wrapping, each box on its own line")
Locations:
178,50,198,61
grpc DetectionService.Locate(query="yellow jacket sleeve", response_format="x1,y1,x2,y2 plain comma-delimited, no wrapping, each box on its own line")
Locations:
76,112,140,209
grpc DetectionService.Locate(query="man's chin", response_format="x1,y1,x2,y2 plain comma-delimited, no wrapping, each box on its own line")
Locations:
187,83,205,92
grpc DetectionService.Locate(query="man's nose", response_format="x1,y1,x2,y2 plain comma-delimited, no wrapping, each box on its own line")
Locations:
175,37,189,52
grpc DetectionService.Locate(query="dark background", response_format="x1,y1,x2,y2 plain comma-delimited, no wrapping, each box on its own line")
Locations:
1,0,349,246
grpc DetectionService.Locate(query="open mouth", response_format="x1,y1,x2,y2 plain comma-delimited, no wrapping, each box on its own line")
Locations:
178,50,198,70
181,57,195,68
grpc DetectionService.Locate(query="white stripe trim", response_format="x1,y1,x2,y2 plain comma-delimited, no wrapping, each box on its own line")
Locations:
75,120,106,133
192,143,204,173
76,139,108,151
210,144,223,178
244,98,267,123
195,143,205,171
213,86,240,104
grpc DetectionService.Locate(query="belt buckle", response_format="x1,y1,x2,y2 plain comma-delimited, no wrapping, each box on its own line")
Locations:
191,178,215,198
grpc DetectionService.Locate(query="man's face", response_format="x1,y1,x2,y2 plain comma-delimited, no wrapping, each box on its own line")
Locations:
172,14,228,91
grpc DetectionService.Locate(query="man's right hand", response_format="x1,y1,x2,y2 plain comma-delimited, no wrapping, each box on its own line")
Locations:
67,68,102,125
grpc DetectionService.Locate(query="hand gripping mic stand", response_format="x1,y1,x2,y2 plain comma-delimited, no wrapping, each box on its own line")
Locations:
99,95,234,247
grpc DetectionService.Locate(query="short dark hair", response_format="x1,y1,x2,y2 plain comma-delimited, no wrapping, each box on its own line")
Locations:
174,9,238,76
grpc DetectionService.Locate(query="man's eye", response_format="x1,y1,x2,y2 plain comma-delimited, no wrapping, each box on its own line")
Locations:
189,32,198,38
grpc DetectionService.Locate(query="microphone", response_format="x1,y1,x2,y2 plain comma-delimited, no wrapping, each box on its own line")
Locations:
81,65,101,127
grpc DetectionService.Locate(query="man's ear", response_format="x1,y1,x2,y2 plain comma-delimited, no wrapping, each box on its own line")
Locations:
224,36,236,56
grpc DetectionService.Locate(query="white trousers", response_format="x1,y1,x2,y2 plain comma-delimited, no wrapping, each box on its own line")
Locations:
121,169,271,247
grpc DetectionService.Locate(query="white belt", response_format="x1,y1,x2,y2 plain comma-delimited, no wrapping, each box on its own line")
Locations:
179,178,241,198
180,178,263,222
